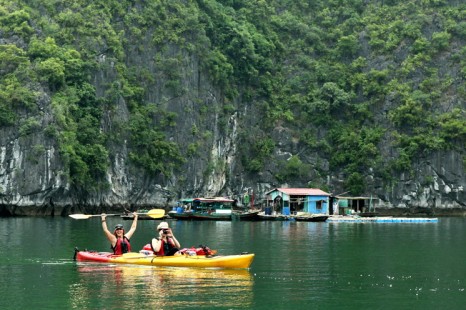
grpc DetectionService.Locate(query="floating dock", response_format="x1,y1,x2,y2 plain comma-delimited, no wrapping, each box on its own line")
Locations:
328,216,438,223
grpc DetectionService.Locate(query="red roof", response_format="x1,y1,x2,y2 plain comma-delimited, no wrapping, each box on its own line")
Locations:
266,188,330,196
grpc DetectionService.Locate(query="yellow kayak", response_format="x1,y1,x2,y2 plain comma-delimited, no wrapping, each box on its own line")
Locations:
75,250,254,269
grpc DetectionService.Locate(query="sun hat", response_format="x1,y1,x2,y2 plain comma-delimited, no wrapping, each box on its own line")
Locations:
157,222,169,230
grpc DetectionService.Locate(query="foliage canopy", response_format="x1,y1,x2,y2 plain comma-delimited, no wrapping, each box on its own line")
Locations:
0,0,464,194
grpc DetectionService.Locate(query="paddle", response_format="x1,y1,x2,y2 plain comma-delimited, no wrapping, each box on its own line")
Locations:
69,208,165,220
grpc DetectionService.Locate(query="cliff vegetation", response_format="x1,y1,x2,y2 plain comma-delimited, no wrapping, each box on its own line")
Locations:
0,0,465,215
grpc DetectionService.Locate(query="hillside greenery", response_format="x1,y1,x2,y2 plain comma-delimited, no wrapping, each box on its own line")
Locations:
0,0,465,194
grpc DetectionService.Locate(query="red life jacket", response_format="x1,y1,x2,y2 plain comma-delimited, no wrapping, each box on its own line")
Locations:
113,237,131,255
150,238,178,256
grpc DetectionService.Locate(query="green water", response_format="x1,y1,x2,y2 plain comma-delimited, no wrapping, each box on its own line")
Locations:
0,217,464,309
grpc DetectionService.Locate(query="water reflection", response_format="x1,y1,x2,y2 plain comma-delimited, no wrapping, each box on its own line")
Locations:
71,264,253,308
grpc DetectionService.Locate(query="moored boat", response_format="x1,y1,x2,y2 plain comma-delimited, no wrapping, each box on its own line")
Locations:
257,211,291,221
190,210,232,221
168,210,194,220
74,249,255,269
231,210,261,221
170,197,258,221
293,214,329,222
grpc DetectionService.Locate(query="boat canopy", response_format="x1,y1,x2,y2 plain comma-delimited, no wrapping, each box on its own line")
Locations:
193,197,234,203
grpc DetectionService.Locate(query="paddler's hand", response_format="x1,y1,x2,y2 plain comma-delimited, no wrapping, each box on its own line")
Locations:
132,212,138,219
101,213,107,221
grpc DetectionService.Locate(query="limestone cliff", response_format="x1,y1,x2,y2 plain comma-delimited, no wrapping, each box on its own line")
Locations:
0,0,464,216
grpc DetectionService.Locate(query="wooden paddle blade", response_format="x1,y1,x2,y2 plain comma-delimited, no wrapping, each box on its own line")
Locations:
145,209,165,219
69,214,93,220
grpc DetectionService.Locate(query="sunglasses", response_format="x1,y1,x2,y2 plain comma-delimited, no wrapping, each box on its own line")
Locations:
115,228,123,230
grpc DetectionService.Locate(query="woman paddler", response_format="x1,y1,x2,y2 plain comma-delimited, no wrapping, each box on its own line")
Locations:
101,212,138,255
151,221,181,256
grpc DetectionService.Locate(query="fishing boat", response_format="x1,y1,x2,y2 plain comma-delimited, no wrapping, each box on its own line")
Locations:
167,210,194,220
167,198,195,219
293,214,329,222
191,197,234,220
170,197,257,221
74,249,254,269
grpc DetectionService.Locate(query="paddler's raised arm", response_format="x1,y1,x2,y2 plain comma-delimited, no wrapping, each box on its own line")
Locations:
125,212,138,239
101,213,116,246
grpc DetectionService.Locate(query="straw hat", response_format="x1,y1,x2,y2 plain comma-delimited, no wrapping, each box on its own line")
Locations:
157,222,169,230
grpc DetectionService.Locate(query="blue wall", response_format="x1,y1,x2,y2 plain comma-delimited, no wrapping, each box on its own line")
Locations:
305,196,329,214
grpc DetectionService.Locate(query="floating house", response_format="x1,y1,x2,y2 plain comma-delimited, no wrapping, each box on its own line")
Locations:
333,196,378,215
264,188,331,215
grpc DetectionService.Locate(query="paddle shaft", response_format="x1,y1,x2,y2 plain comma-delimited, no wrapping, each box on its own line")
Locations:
89,214,120,218
75,213,141,218
69,209,165,220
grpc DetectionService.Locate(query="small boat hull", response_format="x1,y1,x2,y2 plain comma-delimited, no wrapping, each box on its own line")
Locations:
231,210,260,221
75,251,254,269
170,210,260,221
294,215,329,222
168,211,194,220
190,213,232,221
257,211,291,221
